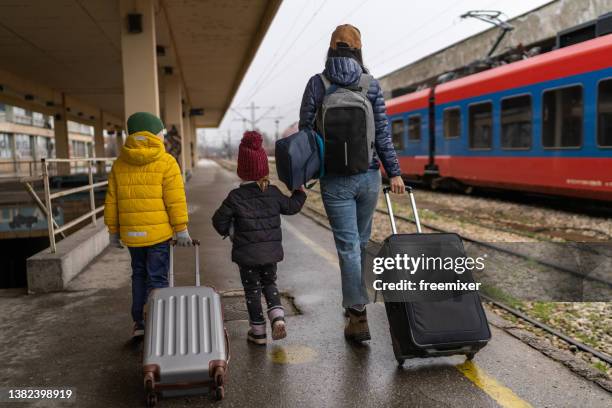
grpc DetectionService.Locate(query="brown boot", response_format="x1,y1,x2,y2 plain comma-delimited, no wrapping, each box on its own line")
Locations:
344,307,371,342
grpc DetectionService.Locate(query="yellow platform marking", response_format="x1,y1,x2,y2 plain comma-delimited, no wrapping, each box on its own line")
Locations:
285,217,534,408
456,361,533,408
268,344,318,365
283,220,338,265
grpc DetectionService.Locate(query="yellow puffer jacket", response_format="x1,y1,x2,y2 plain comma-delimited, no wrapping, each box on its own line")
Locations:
104,131,188,247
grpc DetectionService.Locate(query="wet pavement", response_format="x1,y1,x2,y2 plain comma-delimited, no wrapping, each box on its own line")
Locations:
0,160,610,408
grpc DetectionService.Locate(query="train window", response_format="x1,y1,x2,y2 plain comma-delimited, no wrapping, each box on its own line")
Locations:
598,79,612,147
542,85,583,148
468,102,493,149
408,115,421,140
391,119,405,150
501,95,532,149
443,108,460,138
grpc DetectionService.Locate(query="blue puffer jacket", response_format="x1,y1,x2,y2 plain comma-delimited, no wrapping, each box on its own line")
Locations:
298,57,401,177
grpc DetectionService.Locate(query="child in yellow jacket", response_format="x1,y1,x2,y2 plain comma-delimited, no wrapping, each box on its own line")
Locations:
104,112,192,337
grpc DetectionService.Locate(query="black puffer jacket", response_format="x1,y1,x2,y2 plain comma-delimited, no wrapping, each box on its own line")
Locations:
212,183,306,266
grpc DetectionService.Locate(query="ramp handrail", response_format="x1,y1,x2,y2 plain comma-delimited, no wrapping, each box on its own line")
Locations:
37,157,116,253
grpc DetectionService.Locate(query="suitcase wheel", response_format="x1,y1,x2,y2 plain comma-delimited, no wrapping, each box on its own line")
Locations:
466,352,476,361
215,386,225,401
214,368,225,387
213,367,226,401
144,376,157,407
145,392,158,407
396,358,405,368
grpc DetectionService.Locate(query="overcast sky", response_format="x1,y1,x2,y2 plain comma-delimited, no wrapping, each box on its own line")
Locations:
199,0,552,148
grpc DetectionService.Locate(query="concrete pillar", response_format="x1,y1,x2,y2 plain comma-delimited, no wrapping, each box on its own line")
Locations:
163,74,185,176
93,112,105,158
190,116,197,168
116,128,124,149
93,112,106,173
182,109,192,171
120,0,160,119
54,94,70,175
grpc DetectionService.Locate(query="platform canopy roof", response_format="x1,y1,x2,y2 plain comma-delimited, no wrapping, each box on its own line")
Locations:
0,0,281,127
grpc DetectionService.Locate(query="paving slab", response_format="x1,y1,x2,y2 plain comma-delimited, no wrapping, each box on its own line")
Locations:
0,160,610,408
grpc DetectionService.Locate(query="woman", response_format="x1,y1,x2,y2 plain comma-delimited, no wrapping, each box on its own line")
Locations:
298,24,405,342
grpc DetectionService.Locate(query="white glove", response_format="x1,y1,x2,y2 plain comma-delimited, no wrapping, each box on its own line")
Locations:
176,229,193,247
109,233,123,249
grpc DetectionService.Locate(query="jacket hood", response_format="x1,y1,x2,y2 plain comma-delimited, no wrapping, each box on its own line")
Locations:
324,57,363,86
120,131,165,165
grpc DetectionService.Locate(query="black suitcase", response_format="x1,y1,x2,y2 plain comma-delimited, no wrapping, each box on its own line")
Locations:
380,187,491,366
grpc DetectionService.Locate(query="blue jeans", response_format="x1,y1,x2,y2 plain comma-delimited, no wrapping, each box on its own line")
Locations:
320,169,381,308
128,240,170,324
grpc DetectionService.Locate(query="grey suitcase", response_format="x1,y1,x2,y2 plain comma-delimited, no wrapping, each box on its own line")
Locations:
143,239,229,406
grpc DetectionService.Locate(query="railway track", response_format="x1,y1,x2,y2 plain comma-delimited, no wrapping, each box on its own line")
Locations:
409,181,612,220
299,203,612,366
305,186,612,289
213,159,612,365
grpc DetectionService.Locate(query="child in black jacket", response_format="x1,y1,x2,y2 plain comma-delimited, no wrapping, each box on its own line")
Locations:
212,131,306,345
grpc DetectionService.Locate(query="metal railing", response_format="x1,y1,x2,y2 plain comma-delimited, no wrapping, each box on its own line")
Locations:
19,157,116,253
0,158,112,179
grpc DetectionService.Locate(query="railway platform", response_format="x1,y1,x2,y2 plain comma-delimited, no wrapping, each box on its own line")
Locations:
1,160,610,408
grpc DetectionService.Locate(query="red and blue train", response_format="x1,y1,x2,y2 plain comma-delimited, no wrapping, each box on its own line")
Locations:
386,34,612,202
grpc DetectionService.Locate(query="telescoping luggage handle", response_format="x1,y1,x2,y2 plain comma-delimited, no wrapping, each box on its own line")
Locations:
168,239,201,288
383,186,422,234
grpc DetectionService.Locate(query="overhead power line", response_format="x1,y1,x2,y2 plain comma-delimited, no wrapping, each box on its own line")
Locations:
231,102,276,131
239,0,329,106
240,0,369,105
236,0,311,107
374,21,459,67
367,0,467,64
372,0,505,69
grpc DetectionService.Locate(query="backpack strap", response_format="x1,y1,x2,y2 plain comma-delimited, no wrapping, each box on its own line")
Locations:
319,73,339,96
318,73,331,91
358,74,373,98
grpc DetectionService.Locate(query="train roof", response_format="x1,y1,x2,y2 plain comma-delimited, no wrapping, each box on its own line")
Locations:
385,88,430,115
435,34,612,104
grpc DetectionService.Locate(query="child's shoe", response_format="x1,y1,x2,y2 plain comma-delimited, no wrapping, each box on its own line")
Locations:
132,321,145,338
247,330,267,345
271,318,287,341
247,323,267,345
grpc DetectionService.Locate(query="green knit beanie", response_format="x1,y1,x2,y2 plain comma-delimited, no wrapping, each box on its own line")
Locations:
127,112,165,136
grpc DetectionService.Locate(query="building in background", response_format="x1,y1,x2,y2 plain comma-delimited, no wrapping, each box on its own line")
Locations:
0,103,54,176
0,103,106,176
67,120,94,159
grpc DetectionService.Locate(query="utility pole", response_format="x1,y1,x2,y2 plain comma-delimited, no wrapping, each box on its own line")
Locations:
226,129,232,159
275,119,280,141
258,115,284,141
250,102,256,129
231,102,275,130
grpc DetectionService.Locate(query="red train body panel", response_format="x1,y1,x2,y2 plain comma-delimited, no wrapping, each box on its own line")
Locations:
386,89,430,115
386,34,612,202
429,157,612,201
436,35,612,104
